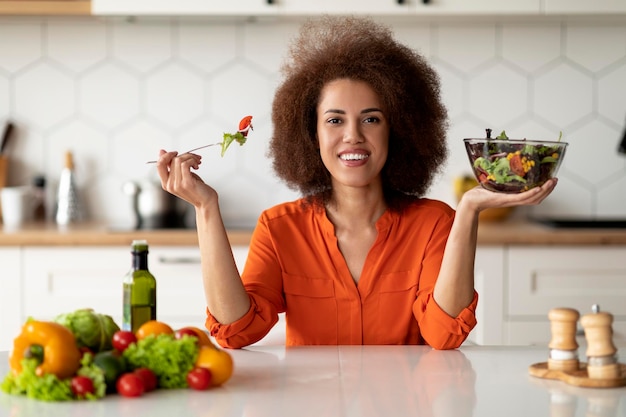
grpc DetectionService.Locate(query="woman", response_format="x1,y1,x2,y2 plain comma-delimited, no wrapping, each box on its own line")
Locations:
156,16,556,349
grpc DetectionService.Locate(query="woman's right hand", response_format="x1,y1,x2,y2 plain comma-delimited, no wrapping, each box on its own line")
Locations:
155,149,217,209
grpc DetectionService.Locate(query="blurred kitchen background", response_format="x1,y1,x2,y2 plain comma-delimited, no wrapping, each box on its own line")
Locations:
1,12,625,228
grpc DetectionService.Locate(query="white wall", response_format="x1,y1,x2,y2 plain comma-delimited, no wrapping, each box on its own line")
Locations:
0,15,625,227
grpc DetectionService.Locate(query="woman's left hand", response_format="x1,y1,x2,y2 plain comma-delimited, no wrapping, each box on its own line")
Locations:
458,178,558,214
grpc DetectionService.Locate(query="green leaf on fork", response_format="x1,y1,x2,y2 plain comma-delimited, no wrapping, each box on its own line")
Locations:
220,131,248,157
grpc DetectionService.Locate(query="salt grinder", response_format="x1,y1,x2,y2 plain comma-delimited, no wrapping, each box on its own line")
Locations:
580,307,620,380
548,308,580,372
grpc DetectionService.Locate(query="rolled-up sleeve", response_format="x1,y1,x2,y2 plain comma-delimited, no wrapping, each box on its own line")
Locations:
206,293,279,348
414,291,478,350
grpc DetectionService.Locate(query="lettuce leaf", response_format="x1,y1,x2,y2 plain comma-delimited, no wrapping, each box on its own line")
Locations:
122,334,198,389
1,355,105,402
221,131,248,157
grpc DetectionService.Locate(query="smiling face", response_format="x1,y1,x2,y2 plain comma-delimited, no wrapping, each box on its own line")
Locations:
316,78,389,192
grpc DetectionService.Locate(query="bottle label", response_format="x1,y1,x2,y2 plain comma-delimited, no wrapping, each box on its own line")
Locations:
122,283,132,332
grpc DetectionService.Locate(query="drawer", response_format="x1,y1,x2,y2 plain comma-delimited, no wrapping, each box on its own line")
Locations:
23,247,127,323
21,246,249,330
507,246,626,318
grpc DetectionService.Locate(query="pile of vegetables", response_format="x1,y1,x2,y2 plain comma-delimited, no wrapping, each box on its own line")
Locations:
1,309,233,401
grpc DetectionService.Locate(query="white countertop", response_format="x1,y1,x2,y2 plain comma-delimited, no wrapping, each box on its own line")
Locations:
1,345,626,417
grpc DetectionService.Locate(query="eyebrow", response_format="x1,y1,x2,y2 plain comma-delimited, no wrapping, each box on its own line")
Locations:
323,108,383,114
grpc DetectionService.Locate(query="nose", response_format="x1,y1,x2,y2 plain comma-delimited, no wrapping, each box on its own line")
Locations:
343,121,364,144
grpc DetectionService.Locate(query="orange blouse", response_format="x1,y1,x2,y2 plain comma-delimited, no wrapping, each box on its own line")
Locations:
206,198,478,349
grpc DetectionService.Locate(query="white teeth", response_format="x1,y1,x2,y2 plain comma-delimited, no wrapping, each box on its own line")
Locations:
340,153,369,161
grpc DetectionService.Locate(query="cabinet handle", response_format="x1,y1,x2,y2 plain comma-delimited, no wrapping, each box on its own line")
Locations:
397,0,405,4
157,256,201,264
423,0,431,3
267,0,274,4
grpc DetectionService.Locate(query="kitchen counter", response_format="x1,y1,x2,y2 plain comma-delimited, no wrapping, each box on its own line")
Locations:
1,220,626,246
0,222,251,246
1,345,625,417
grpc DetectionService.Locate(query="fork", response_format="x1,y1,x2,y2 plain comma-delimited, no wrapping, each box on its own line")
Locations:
145,143,222,164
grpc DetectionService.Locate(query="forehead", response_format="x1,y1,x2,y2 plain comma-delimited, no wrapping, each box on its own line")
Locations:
318,79,381,108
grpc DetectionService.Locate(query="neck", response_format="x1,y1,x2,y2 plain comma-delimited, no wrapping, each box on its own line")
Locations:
326,184,387,230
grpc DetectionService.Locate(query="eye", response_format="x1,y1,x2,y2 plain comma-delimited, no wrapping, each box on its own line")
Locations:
326,117,342,125
363,116,380,124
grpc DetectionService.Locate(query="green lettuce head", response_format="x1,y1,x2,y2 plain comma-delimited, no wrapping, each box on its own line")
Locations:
54,308,120,353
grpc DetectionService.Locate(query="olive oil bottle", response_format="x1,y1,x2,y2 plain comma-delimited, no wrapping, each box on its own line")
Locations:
122,240,156,332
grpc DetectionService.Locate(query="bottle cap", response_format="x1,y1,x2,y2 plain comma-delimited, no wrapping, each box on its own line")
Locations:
131,239,149,252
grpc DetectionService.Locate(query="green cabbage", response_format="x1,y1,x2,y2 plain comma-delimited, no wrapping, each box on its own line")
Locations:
54,309,120,353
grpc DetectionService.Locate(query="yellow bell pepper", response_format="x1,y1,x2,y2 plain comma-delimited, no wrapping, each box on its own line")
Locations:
9,320,81,379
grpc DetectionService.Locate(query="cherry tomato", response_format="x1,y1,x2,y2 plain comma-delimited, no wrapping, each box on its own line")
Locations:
187,367,212,390
509,154,525,177
116,373,145,398
79,346,93,359
134,367,158,392
71,376,95,398
112,331,137,353
175,328,197,340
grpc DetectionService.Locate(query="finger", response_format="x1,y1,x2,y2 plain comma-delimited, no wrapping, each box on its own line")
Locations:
169,153,201,191
155,150,178,185
516,179,558,205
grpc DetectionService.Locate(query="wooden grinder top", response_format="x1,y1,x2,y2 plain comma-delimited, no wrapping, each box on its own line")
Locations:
581,311,616,358
548,308,580,351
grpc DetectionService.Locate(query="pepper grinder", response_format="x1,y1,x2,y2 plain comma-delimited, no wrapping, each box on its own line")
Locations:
548,308,580,372
55,151,83,226
580,306,620,380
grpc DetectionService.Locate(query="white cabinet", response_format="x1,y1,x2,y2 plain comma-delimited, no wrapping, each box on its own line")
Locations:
504,246,626,346
92,0,278,16
278,0,411,15
92,0,412,16
20,246,249,330
544,0,626,14
468,246,506,345
90,0,626,17
0,247,22,352
91,0,543,16
0,245,250,351
414,0,541,15
470,245,626,347
4,242,625,350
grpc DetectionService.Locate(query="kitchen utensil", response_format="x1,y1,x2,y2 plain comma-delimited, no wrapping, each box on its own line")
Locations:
145,143,221,164
56,151,83,225
0,122,14,155
123,179,187,229
1,185,36,229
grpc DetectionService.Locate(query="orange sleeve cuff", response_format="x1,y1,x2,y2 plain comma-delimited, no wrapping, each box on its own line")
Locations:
205,295,278,349
416,291,478,350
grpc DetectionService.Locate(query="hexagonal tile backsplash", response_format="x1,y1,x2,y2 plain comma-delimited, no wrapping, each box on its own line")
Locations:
0,16,625,228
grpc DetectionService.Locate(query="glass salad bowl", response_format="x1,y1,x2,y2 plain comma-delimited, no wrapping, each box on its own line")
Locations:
463,134,568,193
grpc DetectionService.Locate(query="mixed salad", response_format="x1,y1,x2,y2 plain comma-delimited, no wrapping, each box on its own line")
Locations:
464,129,567,193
